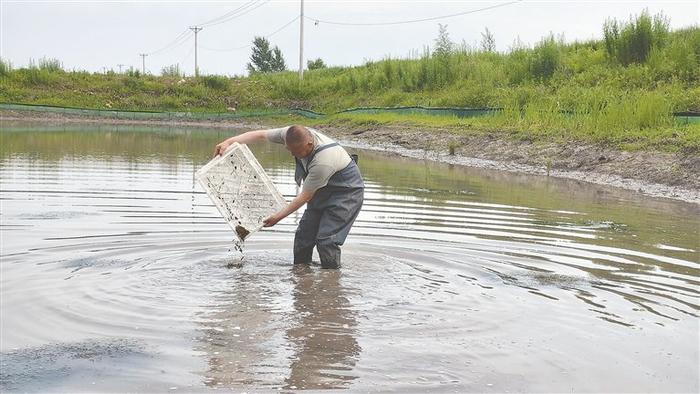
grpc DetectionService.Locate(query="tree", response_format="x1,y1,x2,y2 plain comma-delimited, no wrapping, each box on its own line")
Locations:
307,58,326,70
433,23,453,58
270,47,286,72
480,27,496,52
246,36,287,74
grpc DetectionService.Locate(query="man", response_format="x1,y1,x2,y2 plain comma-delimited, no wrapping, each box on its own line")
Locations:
213,125,364,269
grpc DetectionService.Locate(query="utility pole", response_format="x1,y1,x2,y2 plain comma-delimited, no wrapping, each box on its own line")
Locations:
139,53,147,74
190,26,203,77
117,64,125,73
298,0,304,80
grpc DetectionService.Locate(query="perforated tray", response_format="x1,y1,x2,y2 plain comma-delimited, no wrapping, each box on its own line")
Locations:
195,143,287,242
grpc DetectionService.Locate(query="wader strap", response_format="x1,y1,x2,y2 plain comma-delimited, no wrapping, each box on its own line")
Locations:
294,142,341,185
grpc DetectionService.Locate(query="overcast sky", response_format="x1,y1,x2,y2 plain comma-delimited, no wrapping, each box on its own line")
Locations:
1,0,698,76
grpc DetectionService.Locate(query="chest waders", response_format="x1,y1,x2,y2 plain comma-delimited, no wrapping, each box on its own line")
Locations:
293,143,364,269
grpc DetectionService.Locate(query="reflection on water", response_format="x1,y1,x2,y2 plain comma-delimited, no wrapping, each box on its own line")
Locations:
194,261,359,390
284,265,359,390
195,255,286,389
1,124,698,392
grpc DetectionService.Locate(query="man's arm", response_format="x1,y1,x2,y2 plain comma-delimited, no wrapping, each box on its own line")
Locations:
212,129,270,157
263,190,315,227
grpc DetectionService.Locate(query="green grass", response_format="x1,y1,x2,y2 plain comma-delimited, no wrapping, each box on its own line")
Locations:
1,12,699,152
301,111,700,152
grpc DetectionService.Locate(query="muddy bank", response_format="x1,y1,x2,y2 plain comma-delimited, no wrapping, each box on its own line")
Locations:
2,109,698,204
324,124,700,204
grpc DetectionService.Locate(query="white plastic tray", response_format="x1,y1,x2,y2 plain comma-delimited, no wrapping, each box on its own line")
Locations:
195,143,287,242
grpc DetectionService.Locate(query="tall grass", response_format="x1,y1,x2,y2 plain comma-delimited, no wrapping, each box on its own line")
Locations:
528,35,561,81
36,57,63,72
1,11,698,150
604,10,670,65
161,64,182,78
0,58,11,77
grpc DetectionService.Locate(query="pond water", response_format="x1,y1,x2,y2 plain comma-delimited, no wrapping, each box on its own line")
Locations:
1,124,698,392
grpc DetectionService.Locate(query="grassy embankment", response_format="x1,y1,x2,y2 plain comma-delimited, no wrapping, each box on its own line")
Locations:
1,11,699,152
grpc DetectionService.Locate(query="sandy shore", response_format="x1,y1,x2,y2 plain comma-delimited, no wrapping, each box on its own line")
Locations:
2,109,698,204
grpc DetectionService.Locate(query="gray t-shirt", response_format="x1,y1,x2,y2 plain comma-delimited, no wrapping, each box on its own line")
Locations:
266,126,351,193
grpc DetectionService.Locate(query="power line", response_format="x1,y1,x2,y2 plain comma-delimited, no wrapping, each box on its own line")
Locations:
199,15,299,52
139,0,522,75
143,0,269,58
147,34,193,63
197,0,259,26
178,45,196,76
267,16,301,39
146,29,190,56
199,0,270,28
307,0,523,26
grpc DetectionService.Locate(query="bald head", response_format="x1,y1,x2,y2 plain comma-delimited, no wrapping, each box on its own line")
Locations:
285,125,313,146
284,125,315,158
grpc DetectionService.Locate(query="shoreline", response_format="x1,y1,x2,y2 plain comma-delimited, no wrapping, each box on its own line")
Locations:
1,110,698,205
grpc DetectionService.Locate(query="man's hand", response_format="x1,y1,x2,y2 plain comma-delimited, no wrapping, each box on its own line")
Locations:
263,213,282,227
212,130,271,158
262,190,314,228
213,140,233,157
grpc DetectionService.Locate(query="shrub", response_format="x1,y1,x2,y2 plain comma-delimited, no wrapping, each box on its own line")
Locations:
307,58,326,70
199,75,229,90
529,35,561,81
126,68,141,78
22,67,54,85
603,10,670,65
